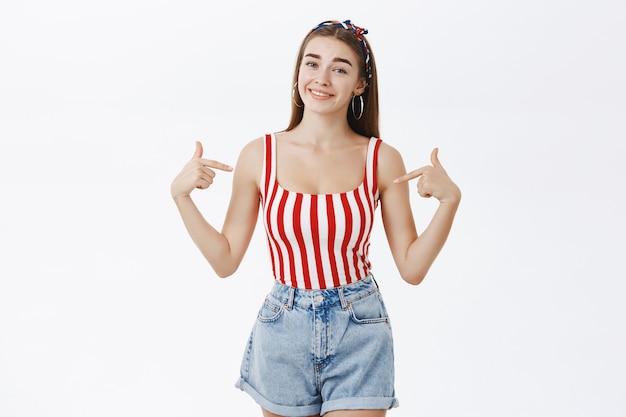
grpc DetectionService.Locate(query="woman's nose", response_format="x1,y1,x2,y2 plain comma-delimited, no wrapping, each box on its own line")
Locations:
314,68,330,85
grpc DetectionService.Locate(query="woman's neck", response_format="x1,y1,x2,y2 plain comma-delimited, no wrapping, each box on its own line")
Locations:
293,112,357,146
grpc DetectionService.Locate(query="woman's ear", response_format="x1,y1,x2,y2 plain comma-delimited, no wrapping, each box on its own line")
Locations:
354,78,367,96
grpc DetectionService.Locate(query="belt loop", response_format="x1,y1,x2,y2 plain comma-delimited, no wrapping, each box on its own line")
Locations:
285,286,295,310
370,274,379,288
338,285,350,310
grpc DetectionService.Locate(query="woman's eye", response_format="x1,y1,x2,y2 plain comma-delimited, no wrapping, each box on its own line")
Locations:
334,68,347,74
304,61,317,68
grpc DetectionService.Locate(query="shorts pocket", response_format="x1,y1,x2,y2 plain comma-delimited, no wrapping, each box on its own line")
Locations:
256,297,285,323
348,291,390,324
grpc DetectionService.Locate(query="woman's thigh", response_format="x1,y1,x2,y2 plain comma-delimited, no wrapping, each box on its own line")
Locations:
325,411,386,417
262,408,320,417
261,409,386,417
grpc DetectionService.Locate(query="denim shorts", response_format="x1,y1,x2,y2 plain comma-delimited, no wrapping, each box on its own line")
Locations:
235,274,399,416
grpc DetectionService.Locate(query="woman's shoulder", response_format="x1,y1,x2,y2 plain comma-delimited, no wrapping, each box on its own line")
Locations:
234,134,271,179
240,135,265,154
375,139,406,187
376,139,403,164
240,133,280,159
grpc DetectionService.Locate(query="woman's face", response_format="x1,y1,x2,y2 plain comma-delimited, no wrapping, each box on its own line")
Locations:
298,36,366,116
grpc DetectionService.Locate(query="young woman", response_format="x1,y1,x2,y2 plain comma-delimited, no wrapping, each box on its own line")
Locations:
171,20,461,417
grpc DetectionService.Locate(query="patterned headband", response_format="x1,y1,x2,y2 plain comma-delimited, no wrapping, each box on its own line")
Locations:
309,20,372,86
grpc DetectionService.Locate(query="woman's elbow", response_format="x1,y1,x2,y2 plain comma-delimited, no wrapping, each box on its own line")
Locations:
401,273,426,286
399,265,429,286
208,258,239,279
214,269,235,279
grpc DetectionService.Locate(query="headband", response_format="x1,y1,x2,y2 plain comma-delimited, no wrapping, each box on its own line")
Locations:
309,20,372,86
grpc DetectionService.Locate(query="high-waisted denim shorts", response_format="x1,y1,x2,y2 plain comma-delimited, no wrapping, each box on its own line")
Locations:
235,275,399,416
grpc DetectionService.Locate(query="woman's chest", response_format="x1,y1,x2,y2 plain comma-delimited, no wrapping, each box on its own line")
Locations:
276,146,368,195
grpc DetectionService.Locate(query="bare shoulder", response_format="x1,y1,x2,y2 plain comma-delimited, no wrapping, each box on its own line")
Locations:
377,141,407,186
233,136,265,185
377,141,403,162
239,136,264,157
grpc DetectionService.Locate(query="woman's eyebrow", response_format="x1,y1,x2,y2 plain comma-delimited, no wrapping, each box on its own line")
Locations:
304,53,353,66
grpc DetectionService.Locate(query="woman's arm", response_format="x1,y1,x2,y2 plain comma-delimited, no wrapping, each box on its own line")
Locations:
378,143,461,285
171,138,263,278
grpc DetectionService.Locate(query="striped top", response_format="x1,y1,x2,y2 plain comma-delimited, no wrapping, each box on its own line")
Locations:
260,133,382,289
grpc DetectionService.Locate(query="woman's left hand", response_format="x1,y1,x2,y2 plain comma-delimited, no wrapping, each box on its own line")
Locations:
393,148,461,204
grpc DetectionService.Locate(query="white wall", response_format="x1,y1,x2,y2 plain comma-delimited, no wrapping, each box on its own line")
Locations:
1,1,624,416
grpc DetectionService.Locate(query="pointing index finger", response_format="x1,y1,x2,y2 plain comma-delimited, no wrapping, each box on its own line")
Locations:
199,158,233,171
393,167,425,183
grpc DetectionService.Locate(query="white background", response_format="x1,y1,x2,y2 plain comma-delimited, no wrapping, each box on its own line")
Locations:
1,1,625,416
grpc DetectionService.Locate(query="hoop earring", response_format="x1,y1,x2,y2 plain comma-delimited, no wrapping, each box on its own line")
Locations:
292,82,303,108
351,94,364,120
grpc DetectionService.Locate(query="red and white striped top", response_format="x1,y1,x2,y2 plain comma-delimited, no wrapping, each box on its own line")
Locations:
260,133,382,289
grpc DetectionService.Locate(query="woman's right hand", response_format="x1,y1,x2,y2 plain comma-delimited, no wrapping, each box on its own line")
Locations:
170,141,233,200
